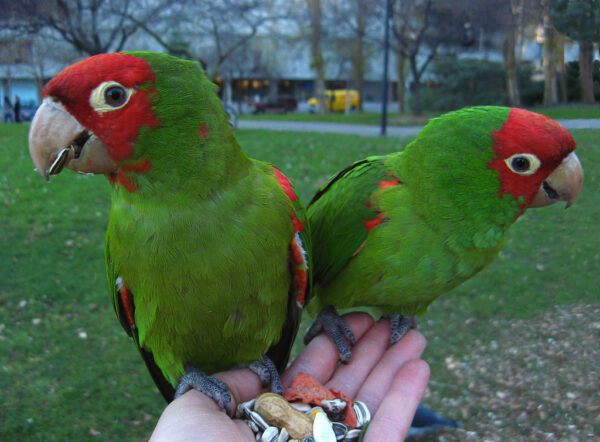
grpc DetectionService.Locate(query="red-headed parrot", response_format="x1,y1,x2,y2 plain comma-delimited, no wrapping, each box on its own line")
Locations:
28,52,311,414
304,106,583,362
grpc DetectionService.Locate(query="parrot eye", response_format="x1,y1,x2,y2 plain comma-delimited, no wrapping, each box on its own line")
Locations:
89,81,133,114
505,153,541,176
105,86,127,107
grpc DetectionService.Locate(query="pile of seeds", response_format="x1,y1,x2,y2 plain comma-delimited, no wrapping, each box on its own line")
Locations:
237,392,371,442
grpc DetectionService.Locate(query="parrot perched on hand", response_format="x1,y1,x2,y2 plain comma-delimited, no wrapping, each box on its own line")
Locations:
28,52,311,414
304,106,583,362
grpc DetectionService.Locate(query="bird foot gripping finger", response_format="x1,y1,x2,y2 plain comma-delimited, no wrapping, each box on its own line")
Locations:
388,313,415,347
303,305,355,364
174,367,233,416
248,355,283,395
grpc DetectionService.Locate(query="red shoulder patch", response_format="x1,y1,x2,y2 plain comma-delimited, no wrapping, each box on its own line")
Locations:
363,214,385,232
272,166,298,202
117,280,136,329
199,123,209,140
290,232,308,307
377,173,401,188
361,173,400,232
270,166,308,306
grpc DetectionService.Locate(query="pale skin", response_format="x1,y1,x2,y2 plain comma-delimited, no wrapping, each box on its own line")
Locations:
151,313,430,442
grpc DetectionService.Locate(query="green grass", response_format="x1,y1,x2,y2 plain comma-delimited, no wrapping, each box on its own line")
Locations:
532,104,600,119
240,104,600,125
1,123,598,440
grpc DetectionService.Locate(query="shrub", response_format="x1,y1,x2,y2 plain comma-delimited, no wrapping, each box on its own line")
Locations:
419,56,543,111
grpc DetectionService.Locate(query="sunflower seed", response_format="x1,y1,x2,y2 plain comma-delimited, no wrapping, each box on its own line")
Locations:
352,401,371,428
245,419,260,433
277,427,289,442
48,147,71,176
344,429,362,441
290,402,311,413
321,399,347,414
238,399,256,419
262,426,279,442
250,410,270,431
331,422,349,440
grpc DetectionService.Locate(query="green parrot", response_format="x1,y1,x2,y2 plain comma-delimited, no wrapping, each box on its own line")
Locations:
304,106,583,362
28,52,311,414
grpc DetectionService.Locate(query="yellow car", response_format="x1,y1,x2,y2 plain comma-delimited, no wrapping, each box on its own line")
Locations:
308,89,359,112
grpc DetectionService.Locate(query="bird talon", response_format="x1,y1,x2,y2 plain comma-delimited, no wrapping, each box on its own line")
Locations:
304,305,355,362
175,368,233,416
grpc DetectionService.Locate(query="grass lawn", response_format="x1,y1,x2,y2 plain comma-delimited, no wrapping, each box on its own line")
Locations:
1,123,598,440
240,104,600,126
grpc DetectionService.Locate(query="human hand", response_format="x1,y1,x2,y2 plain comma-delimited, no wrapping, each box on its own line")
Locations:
151,312,430,441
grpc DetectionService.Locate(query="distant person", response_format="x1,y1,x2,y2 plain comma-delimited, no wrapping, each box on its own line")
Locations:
3,96,13,122
14,95,21,123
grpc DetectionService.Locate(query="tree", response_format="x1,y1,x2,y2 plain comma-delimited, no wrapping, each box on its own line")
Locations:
0,0,282,81
126,0,284,79
550,0,600,104
329,0,377,112
0,0,140,55
542,9,559,105
307,0,328,113
389,0,465,115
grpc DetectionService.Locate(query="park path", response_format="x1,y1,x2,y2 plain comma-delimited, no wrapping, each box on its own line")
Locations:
238,118,600,136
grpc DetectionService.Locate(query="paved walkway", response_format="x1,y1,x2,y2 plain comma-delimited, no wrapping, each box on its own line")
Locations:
238,118,600,137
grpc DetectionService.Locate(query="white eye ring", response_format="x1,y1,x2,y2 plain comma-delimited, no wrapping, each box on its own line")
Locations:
505,153,541,176
89,81,133,114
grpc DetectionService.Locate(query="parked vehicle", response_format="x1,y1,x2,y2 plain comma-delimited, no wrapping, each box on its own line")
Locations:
252,95,298,114
221,101,238,129
21,104,39,122
308,89,359,112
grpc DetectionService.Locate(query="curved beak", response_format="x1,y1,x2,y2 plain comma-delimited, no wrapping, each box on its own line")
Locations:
530,152,583,208
29,99,117,181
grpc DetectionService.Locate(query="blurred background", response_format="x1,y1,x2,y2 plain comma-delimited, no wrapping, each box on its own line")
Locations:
0,0,598,440
2,0,600,119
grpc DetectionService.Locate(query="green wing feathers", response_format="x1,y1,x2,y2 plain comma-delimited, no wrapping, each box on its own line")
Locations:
307,156,394,284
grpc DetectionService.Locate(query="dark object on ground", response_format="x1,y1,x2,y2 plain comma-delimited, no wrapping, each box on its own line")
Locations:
20,105,39,122
253,95,298,114
14,96,21,123
408,405,461,438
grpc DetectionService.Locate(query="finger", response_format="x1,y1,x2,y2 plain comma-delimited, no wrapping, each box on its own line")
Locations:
151,390,254,441
324,319,392,397
282,312,374,388
355,330,427,414
363,359,430,442
211,367,265,416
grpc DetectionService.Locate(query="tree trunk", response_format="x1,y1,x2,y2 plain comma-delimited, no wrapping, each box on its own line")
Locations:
396,54,406,113
558,34,567,103
410,56,422,116
411,81,421,116
503,29,521,107
307,0,328,114
351,0,366,112
351,40,365,113
578,41,595,104
543,14,558,106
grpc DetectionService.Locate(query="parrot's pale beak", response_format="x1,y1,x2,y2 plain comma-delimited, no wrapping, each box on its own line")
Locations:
29,99,117,181
530,152,583,208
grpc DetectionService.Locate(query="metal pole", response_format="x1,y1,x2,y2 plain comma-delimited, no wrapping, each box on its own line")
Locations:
380,0,391,136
